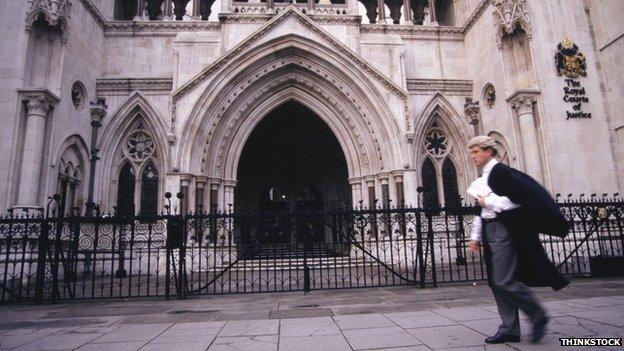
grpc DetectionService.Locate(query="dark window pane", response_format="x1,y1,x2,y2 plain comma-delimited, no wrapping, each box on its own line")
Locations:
140,161,158,216
442,158,460,208
421,158,439,208
117,162,135,215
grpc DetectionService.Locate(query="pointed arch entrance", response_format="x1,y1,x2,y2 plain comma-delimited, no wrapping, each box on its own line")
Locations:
236,101,350,245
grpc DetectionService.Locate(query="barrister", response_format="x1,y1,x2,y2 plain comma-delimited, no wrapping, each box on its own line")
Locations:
467,136,569,344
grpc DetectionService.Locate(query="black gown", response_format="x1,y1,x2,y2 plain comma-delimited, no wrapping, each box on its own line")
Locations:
482,163,569,290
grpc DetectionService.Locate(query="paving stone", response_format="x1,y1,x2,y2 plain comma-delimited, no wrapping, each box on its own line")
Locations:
269,308,333,319
169,321,226,330
279,316,341,337
91,323,172,343
406,325,486,349
11,333,102,351
334,313,396,330
279,335,351,351
342,326,423,350
149,327,218,343
75,342,145,351
384,310,457,329
218,319,279,337
432,306,500,322
140,342,211,351
359,346,430,351
569,307,624,327
208,335,278,351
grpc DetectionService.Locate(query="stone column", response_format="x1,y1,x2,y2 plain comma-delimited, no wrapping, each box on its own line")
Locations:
349,178,362,208
209,182,219,212
509,91,543,183
163,0,173,19
392,172,404,207
377,0,387,24
180,176,191,215
15,90,59,211
428,0,437,25
464,97,481,136
85,99,107,217
195,176,207,212
365,177,376,209
402,0,412,23
223,179,236,213
192,0,200,19
379,173,390,208
134,0,145,20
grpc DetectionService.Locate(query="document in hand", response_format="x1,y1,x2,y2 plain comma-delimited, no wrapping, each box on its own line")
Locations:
467,178,489,200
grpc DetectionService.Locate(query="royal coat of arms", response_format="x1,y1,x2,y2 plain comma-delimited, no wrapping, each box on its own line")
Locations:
555,38,587,78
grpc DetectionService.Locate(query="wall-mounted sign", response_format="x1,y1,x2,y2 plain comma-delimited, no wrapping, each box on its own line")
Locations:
556,38,591,119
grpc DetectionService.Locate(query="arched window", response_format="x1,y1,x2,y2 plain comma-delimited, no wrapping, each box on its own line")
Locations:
419,121,466,209
421,158,439,208
442,158,460,208
115,119,160,216
57,144,85,216
140,162,158,216
117,162,135,216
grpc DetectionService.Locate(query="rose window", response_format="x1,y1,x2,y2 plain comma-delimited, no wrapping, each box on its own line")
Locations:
124,131,155,163
425,130,449,158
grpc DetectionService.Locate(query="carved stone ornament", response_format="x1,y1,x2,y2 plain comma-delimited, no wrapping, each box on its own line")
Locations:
25,0,72,35
510,94,535,116
123,128,156,164
555,38,587,78
464,97,480,125
492,0,531,48
424,129,449,159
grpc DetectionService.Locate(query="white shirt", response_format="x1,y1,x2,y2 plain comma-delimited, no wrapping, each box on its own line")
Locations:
470,159,520,241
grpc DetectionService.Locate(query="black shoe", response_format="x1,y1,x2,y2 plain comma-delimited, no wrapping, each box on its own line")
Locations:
485,332,521,344
531,316,549,343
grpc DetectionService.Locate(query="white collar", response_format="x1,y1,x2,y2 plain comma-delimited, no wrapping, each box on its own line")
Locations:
482,158,498,175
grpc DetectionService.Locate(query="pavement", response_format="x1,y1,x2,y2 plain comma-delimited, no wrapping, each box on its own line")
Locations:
0,278,623,351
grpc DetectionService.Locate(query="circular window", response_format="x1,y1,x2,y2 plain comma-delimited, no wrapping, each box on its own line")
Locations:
482,83,496,108
71,81,87,111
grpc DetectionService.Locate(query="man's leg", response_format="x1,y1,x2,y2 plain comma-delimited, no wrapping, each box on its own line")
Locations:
486,222,546,329
491,286,520,336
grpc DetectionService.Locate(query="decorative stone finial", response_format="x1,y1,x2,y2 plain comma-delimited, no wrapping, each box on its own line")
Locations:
25,0,72,37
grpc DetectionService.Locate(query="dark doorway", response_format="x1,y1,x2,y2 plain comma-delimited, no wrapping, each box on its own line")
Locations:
236,101,350,245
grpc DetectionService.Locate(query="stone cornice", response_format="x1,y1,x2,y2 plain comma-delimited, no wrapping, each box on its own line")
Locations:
105,20,221,35
406,79,473,95
96,78,174,95
361,24,463,40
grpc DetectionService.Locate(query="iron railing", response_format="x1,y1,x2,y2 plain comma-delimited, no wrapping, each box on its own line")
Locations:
0,194,622,303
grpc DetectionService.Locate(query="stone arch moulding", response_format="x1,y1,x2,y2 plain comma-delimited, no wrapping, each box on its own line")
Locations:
171,6,411,130
175,35,406,180
487,130,514,165
97,91,168,211
51,134,90,173
413,93,475,190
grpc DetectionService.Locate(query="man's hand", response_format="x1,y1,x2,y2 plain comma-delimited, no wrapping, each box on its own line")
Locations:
469,240,480,253
477,196,486,207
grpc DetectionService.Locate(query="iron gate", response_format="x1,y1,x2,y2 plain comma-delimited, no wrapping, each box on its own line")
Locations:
0,194,623,303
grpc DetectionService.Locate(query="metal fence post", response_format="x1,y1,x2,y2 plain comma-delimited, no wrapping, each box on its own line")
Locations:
34,218,48,304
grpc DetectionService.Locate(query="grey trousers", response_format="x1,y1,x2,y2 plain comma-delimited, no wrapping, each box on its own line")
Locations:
483,221,546,336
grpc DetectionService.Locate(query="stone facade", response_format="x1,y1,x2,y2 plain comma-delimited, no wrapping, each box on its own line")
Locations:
0,0,622,215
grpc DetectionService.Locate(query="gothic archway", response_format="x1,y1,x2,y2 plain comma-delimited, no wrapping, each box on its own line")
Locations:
235,101,350,244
